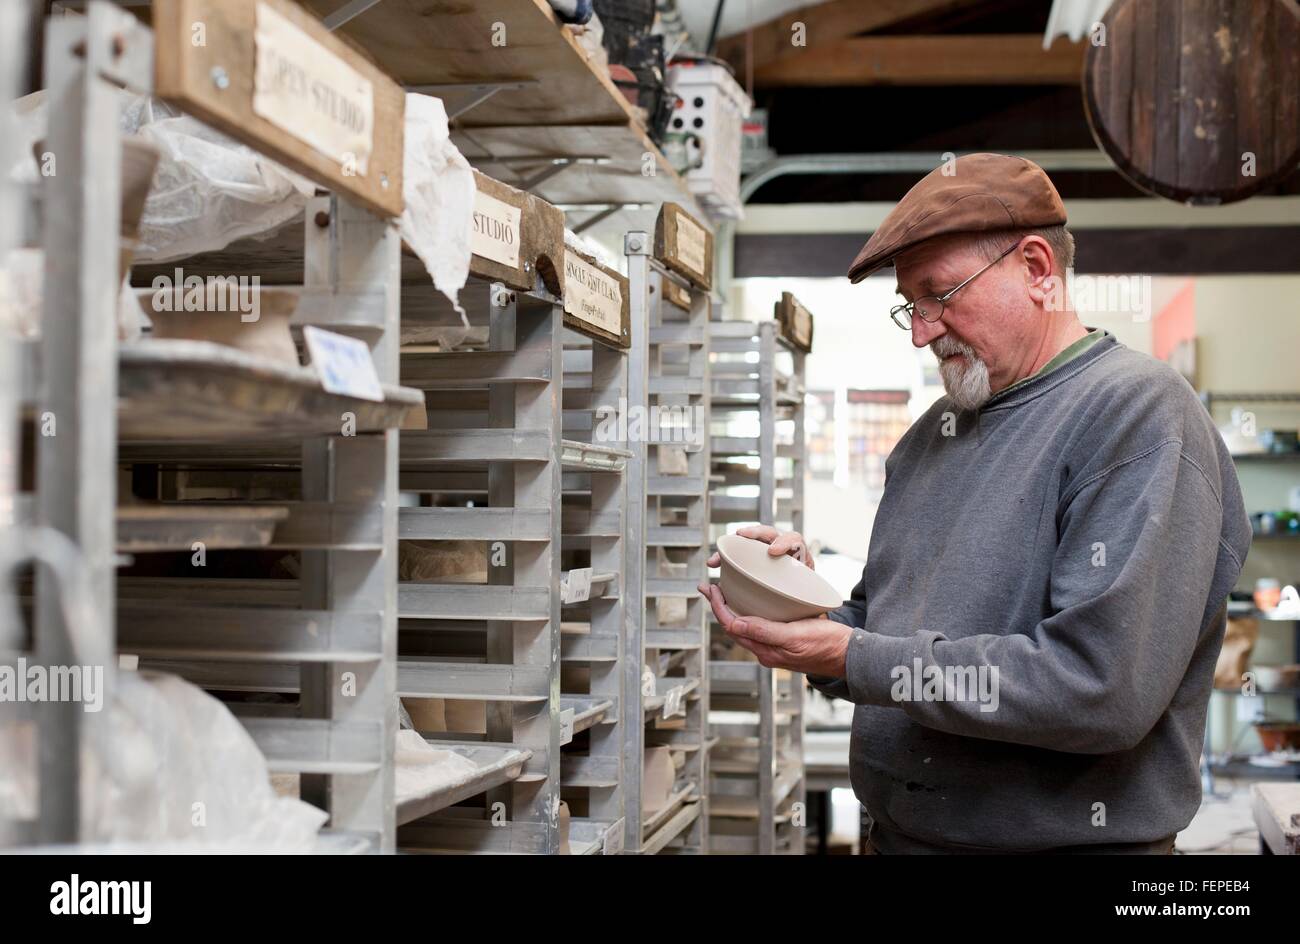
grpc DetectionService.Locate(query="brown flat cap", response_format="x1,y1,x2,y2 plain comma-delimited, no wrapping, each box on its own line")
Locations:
846,153,1067,283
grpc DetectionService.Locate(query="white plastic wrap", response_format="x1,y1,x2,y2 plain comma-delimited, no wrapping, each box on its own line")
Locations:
120,97,315,263
398,93,475,315
0,671,327,850
10,93,314,262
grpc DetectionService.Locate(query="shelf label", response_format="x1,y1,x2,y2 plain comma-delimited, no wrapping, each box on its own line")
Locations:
303,326,383,402
641,668,656,698
673,213,707,279
662,684,686,720
561,567,593,604
471,188,522,268
563,249,623,336
253,2,374,175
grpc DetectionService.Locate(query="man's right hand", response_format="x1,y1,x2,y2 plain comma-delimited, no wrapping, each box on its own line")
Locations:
706,525,815,570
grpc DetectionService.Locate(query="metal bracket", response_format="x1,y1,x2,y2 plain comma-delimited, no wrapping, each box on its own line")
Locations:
324,0,387,31
624,231,650,256
406,80,540,121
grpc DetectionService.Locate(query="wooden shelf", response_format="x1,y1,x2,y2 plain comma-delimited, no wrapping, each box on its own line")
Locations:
303,0,704,223
118,341,422,441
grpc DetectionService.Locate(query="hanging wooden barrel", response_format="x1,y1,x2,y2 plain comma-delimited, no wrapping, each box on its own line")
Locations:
1083,0,1300,205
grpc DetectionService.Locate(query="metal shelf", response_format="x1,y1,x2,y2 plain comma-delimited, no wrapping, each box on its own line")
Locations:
706,318,809,855
395,742,532,826
623,242,714,854
15,5,403,852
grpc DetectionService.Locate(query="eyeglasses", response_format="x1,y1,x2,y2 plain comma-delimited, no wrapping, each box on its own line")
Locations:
889,242,1021,331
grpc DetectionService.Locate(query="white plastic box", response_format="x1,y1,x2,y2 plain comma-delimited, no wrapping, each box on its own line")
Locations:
665,60,752,221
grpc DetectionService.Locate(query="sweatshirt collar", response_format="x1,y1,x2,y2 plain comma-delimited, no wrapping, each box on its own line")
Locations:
981,330,1118,412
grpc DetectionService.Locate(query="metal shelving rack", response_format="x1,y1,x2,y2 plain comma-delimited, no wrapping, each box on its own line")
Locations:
707,319,808,855
393,278,567,853
393,254,630,852
18,1,415,852
558,324,631,854
624,232,713,854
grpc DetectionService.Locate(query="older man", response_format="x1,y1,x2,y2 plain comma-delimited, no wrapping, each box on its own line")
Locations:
699,153,1250,854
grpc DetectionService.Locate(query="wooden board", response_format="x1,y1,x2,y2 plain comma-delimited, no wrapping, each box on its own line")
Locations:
654,203,713,291
774,292,813,353
661,278,692,312
453,124,695,210
753,34,1085,87
468,170,564,295
561,245,630,349
153,0,405,218
1084,0,1300,205
303,0,636,127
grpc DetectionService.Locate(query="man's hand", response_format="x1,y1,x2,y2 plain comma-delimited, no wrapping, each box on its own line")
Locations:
706,525,814,569
697,581,851,679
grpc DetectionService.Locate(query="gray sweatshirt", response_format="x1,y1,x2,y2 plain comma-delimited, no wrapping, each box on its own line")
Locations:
810,333,1250,853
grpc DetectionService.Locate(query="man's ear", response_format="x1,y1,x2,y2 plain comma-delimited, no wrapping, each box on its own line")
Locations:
1020,235,1057,305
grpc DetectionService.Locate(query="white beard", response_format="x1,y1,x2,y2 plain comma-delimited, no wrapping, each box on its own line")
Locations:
933,336,992,410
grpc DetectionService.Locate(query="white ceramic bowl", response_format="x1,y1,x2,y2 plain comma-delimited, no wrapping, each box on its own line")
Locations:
716,533,842,621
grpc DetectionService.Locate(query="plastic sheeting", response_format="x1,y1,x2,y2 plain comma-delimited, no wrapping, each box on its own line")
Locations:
0,671,327,850
120,97,316,263
398,93,476,316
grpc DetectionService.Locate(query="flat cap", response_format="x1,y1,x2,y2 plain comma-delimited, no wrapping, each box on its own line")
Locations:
846,153,1067,283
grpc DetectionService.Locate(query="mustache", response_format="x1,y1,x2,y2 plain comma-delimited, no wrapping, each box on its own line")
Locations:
931,336,976,360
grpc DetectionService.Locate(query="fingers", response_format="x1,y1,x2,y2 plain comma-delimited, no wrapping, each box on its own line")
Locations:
697,582,737,629
729,633,786,669
706,552,720,568
726,615,784,647
736,525,781,544
768,531,814,569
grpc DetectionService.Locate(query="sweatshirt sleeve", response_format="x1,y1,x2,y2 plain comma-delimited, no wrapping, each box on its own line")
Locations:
805,564,868,700
835,440,1238,754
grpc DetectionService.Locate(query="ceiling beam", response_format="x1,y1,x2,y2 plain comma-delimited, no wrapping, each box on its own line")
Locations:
714,0,987,78
753,35,1086,87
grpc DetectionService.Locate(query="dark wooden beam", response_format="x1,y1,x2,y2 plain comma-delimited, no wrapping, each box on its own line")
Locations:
714,0,986,78
734,227,1300,278
753,34,1086,87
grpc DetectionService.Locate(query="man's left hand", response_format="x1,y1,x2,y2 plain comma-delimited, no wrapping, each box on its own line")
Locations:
697,581,852,678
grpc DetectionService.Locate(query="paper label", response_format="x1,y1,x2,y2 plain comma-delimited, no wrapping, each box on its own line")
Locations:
303,326,383,402
471,189,522,268
641,668,656,698
253,3,374,175
561,567,593,604
673,212,707,278
662,685,686,720
563,250,623,336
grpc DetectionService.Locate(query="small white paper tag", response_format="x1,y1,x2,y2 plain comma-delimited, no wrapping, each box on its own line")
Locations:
641,668,657,698
563,249,623,336
674,213,707,278
253,3,374,174
303,326,384,402
561,567,593,604
471,188,522,268
662,684,686,720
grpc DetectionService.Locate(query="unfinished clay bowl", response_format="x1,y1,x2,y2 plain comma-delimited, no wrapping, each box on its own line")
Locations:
138,286,300,366
716,533,841,622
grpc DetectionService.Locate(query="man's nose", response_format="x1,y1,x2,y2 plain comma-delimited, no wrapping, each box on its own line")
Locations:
911,315,945,349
